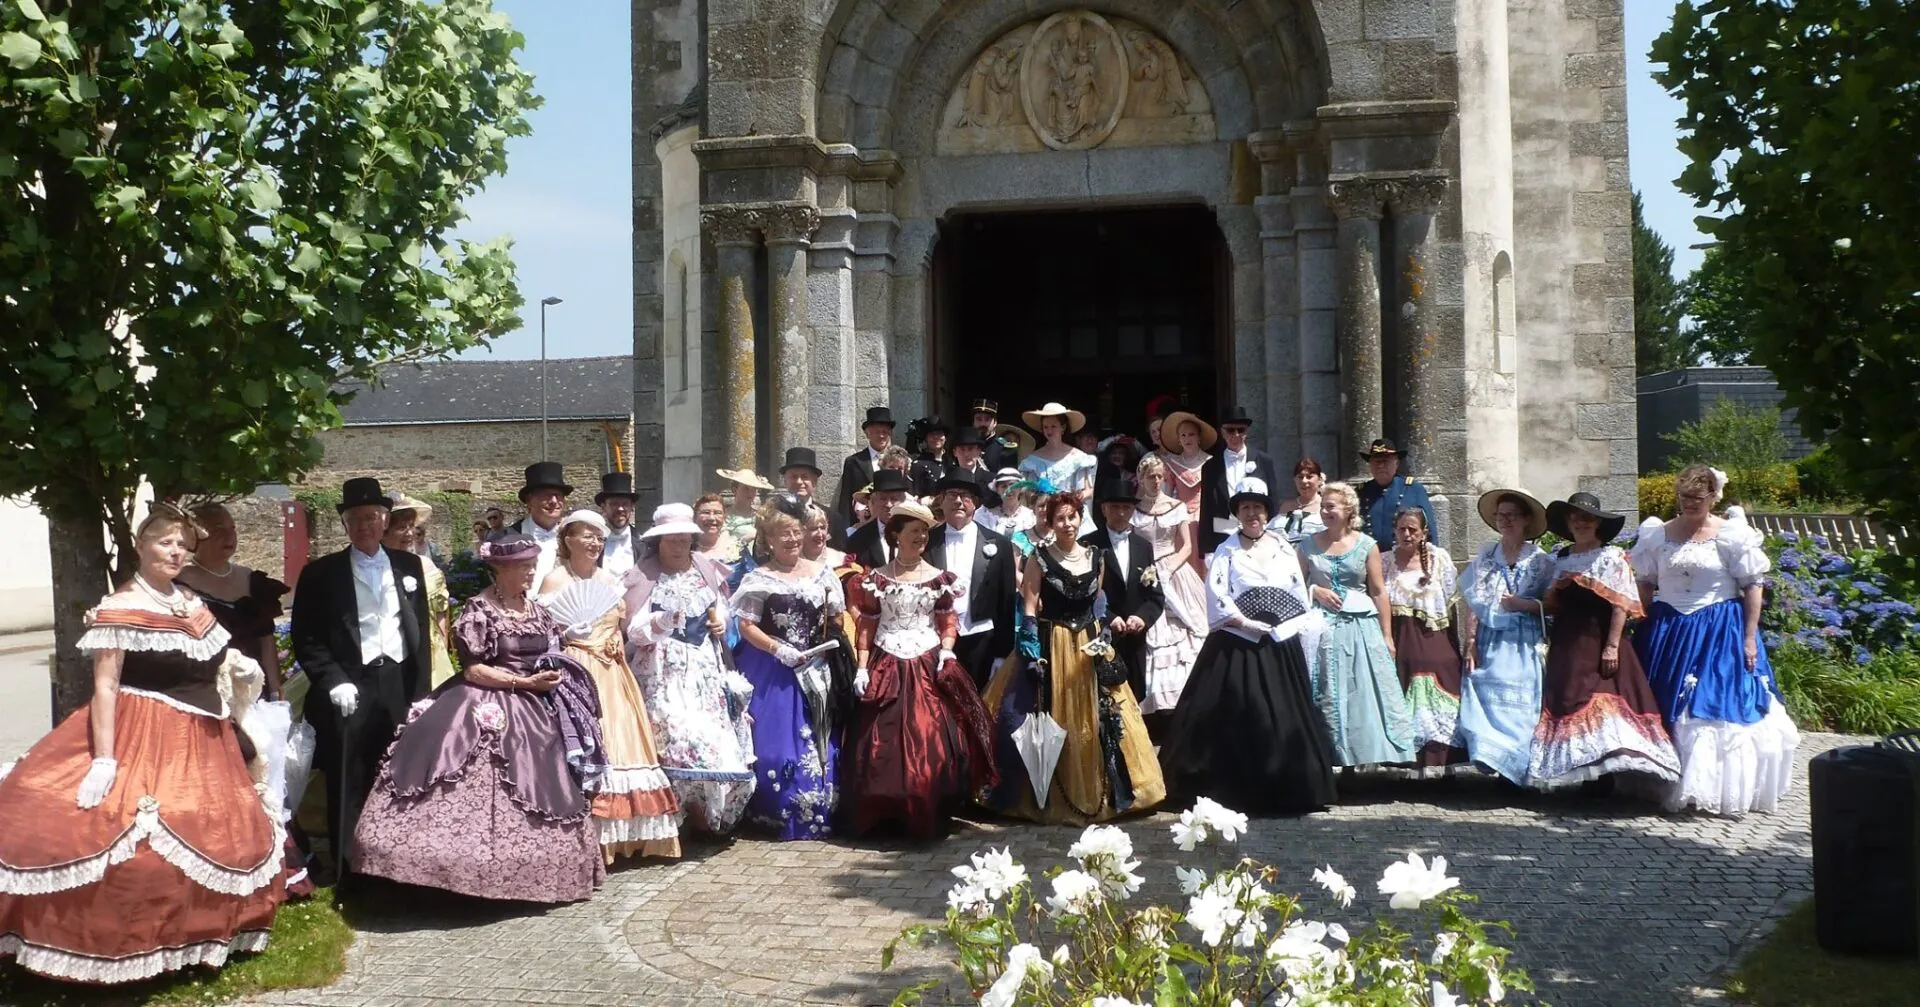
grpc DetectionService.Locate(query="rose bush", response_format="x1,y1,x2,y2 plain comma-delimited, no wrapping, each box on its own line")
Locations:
886,800,1535,1006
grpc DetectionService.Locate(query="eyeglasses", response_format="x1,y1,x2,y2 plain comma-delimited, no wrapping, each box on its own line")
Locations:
1494,511,1525,522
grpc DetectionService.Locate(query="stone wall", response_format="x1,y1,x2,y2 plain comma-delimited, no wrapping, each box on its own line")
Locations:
303,420,632,499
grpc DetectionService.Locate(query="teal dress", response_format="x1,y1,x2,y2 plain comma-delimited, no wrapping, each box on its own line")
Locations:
1303,534,1415,766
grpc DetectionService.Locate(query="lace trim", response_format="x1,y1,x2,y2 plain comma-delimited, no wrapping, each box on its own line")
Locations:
120,685,227,720
597,813,681,844
0,930,269,984
0,800,284,897
1565,573,1644,619
1529,694,1680,788
0,761,13,783
76,622,232,659
599,765,675,795
1389,604,1452,631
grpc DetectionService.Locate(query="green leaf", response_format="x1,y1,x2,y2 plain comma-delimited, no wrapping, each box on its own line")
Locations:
15,0,43,21
70,156,110,177
289,243,322,274
242,177,281,211
92,367,121,393
241,380,269,408
0,31,43,69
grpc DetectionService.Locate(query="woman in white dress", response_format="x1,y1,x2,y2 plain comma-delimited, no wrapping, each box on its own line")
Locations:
1129,454,1207,720
1630,465,1798,815
1018,402,1098,507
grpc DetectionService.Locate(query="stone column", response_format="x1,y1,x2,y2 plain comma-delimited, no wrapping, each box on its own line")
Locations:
1327,177,1386,476
702,206,762,471
1385,174,1451,478
764,204,820,458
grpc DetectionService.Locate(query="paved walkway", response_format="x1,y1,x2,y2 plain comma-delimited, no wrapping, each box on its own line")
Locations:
0,635,53,763
248,734,1854,1007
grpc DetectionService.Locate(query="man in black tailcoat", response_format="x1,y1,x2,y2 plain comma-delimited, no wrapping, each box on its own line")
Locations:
835,406,896,531
1199,404,1280,557
290,477,434,878
846,467,914,568
927,475,1018,689
1080,475,1165,721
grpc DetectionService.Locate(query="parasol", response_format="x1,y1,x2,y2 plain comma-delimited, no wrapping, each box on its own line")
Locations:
1011,658,1068,807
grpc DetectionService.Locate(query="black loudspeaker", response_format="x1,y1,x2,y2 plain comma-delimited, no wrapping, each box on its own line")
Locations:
1810,744,1920,957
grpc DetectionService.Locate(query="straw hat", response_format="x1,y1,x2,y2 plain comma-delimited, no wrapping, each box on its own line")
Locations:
1157,411,1218,454
1021,402,1087,435
1476,488,1548,540
888,499,937,529
715,467,775,491
992,423,1037,458
390,493,434,523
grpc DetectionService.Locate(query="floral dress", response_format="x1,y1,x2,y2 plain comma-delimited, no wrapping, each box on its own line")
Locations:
731,564,848,840
1459,541,1552,784
842,571,998,838
629,563,756,835
1303,534,1415,767
1129,502,1208,713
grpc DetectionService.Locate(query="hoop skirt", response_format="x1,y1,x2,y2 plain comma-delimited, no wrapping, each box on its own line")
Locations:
1162,633,1336,813
559,602,681,860
1130,504,1207,714
1303,535,1414,767
732,565,849,840
0,602,284,983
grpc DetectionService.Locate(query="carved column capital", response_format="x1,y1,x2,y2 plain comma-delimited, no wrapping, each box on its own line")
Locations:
1382,173,1449,216
762,204,822,246
1326,176,1385,221
701,206,764,247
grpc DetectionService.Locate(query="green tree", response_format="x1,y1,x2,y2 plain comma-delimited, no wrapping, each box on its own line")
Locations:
1664,397,1787,472
1681,245,1757,365
0,1,538,717
1655,1,1920,532
1632,190,1691,374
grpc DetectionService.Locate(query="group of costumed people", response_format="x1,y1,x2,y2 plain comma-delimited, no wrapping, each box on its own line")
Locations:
0,393,1798,985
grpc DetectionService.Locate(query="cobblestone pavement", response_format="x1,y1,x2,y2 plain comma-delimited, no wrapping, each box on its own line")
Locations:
249,733,1856,1007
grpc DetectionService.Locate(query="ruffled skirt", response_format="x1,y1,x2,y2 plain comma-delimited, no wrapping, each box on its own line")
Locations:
1530,587,1679,790
567,633,681,861
1138,559,1207,714
1393,619,1466,770
637,637,756,836
0,694,284,983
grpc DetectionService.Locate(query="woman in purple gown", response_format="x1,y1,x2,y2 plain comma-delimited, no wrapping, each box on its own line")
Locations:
352,533,608,902
731,494,851,840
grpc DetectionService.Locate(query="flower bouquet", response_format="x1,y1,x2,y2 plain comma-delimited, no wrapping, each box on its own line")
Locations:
885,798,1534,1006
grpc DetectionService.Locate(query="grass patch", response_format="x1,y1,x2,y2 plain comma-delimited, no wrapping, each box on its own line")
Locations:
1726,898,1920,1006
0,887,352,1006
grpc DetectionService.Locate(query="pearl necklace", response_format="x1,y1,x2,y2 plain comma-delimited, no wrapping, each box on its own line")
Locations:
134,573,191,618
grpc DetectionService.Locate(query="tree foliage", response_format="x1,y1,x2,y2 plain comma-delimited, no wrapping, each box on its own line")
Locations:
1655,0,1920,530
1682,245,1757,365
0,0,537,713
1631,191,1691,375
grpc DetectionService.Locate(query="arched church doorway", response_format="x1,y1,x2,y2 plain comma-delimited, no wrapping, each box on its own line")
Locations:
932,205,1229,439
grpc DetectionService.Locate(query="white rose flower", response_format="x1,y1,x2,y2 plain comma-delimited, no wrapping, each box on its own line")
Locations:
1430,930,1461,965
1377,852,1460,910
1430,980,1462,1007
980,943,1053,1007
1312,865,1357,907
1175,865,1208,895
1044,869,1104,916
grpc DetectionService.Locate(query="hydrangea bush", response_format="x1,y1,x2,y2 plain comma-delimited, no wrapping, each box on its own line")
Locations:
1763,532,1919,662
885,800,1535,1007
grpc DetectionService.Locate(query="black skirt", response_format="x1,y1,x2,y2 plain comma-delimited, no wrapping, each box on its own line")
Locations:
1159,632,1338,814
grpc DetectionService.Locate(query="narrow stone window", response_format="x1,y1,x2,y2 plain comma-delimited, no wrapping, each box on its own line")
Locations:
1492,251,1517,375
665,254,688,394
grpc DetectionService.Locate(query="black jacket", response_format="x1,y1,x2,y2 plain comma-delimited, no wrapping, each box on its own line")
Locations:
846,518,888,569
926,521,1018,654
836,448,877,529
1079,528,1166,630
1199,446,1281,555
289,546,434,703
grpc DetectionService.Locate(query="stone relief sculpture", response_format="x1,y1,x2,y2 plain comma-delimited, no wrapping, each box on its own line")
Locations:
938,10,1214,156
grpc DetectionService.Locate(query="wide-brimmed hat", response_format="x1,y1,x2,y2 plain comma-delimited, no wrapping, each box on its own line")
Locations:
861,406,896,430
556,508,611,539
1217,404,1255,429
639,503,703,540
479,531,539,563
337,477,393,513
518,461,573,501
1157,411,1218,454
1022,402,1087,435
1359,438,1405,461
933,474,984,500
1228,476,1273,518
969,398,999,417
1098,433,1143,467
715,467,776,491
868,468,914,495
594,472,639,504
1547,492,1626,543
1094,474,1138,505
989,467,1022,488
389,493,433,523
1476,488,1548,540
780,447,821,475
993,424,1037,458
887,499,937,529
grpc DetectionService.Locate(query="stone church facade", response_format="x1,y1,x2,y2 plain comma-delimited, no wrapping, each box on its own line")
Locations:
629,0,1637,551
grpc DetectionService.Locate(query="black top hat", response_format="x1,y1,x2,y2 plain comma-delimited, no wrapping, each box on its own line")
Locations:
1218,404,1255,428
868,468,914,495
337,477,393,513
1547,492,1627,543
780,447,821,475
1359,437,1405,460
1093,474,1138,505
950,426,986,448
595,471,638,504
933,473,984,499
862,406,896,429
518,461,574,501
918,418,950,436
969,398,999,417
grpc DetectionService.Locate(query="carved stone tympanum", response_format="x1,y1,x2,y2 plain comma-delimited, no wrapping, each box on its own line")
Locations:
938,10,1214,156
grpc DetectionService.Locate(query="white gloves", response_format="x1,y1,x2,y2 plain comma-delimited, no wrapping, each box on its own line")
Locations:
774,644,805,668
1268,620,1298,644
329,683,360,717
76,757,117,809
722,670,754,698
650,610,678,634
938,649,959,668
854,667,871,697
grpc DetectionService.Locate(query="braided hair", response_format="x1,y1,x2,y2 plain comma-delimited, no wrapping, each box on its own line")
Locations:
1393,506,1433,588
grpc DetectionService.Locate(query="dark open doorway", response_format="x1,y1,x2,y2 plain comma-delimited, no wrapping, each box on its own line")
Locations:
932,206,1229,441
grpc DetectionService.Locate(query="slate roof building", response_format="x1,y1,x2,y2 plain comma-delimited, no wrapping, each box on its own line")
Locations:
1636,367,1813,473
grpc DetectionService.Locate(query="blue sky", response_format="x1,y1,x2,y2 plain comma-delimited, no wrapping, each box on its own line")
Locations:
460,2,1705,360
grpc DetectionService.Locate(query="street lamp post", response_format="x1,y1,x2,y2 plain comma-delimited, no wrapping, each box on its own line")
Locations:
539,296,563,460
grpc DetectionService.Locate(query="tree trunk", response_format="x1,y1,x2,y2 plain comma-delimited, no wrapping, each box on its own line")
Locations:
47,510,113,723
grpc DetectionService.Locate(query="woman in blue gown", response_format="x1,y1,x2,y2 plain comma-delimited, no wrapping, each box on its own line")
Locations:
1458,489,1552,784
1301,483,1413,767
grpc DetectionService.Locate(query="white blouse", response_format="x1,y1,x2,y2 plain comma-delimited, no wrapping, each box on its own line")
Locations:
1206,532,1316,643
1629,521,1770,615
